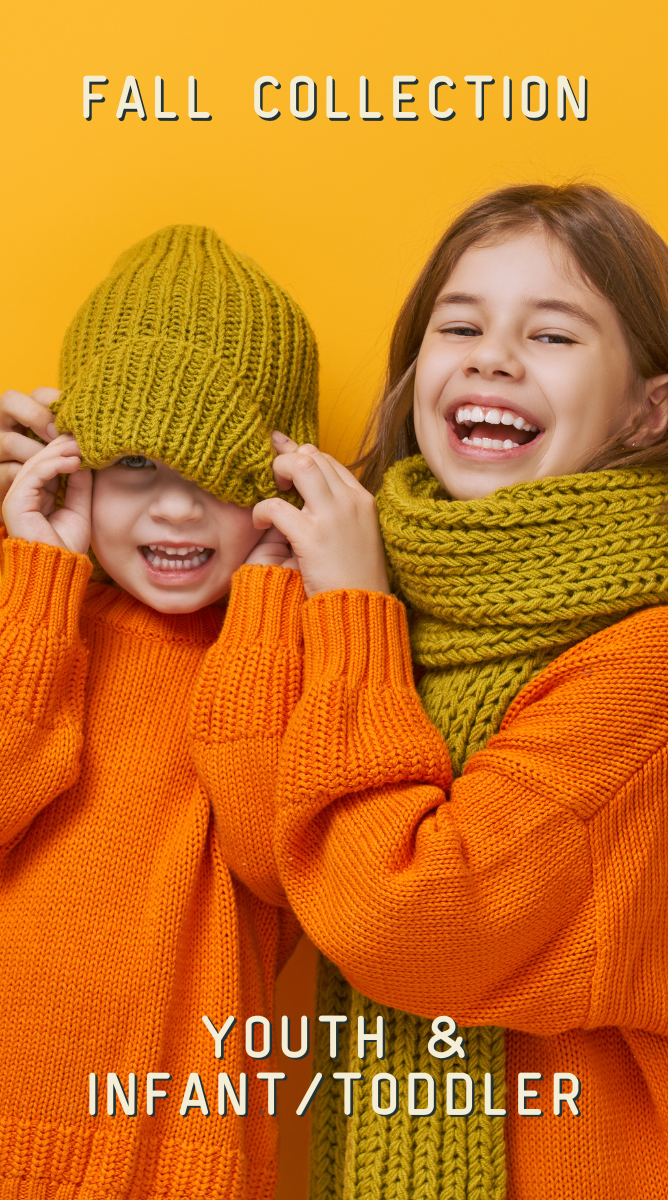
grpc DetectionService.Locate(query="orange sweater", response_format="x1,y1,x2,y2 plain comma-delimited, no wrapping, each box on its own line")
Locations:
0,536,305,1200
272,590,668,1198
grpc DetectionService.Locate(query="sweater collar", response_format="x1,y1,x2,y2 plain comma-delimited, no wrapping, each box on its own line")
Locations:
81,579,225,645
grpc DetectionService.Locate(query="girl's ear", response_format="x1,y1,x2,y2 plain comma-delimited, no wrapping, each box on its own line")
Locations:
624,375,668,449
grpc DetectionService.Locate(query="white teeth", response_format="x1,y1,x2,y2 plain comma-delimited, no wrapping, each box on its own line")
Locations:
455,406,539,433
143,547,211,571
148,544,209,557
462,436,521,451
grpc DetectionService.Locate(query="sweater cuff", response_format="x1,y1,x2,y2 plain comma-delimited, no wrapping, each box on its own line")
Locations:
302,589,415,691
223,564,305,653
0,537,92,639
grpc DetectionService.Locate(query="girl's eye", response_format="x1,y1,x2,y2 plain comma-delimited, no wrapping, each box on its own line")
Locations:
535,334,575,345
118,455,154,469
441,325,481,337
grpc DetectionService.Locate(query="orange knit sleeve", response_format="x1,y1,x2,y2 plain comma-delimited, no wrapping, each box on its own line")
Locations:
275,591,668,1037
189,563,306,910
0,536,91,851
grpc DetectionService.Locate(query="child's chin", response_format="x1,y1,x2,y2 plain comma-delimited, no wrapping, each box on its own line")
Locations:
123,575,230,614
147,583,229,613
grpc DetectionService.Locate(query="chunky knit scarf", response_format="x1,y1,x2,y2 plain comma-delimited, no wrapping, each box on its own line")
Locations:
310,456,668,1200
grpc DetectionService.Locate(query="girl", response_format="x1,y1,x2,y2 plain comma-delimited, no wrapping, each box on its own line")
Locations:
258,185,668,1199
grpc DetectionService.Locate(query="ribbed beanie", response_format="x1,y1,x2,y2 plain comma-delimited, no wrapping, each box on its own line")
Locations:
52,225,319,506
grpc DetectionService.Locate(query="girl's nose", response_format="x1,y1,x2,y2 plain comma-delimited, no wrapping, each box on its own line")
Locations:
461,333,524,381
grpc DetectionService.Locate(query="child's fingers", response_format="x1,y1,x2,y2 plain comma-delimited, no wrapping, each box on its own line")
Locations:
0,428,51,468
271,451,338,510
312,450,365,493
289,445,359,499
30,386,61,410
244,524,296,568
271,431,301,490
271,431,300,454
5,440,82,508
0,461,21,502
0,388,59,440
255,525,291,546
62,467,92,519
253,496,305,542
275,439,361,496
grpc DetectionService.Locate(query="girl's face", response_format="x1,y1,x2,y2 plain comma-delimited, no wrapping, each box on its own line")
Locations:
91,457,263,613
414,227,666,500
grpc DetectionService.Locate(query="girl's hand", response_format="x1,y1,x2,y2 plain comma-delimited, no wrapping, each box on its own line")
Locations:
243,525,299,570
0,387,60,502
2,434,92,555
252,433,390,598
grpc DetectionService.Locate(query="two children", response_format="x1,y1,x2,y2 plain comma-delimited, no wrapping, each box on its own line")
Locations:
0,225,316,1198
5,184,668,1200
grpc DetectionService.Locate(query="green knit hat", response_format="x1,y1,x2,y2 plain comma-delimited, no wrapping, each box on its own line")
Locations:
52,224,318,506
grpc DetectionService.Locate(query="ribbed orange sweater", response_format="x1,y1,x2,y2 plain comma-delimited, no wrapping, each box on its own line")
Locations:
0,535,305,1200
271,590,668,1198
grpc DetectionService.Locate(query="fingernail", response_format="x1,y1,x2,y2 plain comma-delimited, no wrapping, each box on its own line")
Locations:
46,422,58,440
272,431,289,444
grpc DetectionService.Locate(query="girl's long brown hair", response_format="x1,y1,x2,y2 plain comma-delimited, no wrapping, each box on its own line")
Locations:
357,183,668,494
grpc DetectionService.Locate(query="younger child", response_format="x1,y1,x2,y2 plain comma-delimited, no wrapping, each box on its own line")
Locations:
0,224,316,1199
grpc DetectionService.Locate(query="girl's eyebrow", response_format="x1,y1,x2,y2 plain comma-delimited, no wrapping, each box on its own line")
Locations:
432,293,602,331
531,298,602,331
432,292,480,310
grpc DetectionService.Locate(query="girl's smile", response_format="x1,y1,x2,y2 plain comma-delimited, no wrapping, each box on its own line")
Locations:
413,228,668,500
448,396,543,454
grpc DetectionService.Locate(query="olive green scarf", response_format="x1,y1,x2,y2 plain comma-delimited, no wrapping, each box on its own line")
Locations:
309,457,668,1200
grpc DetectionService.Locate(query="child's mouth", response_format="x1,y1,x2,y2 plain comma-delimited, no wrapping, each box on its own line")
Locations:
449,403,543,452
139,544,214,574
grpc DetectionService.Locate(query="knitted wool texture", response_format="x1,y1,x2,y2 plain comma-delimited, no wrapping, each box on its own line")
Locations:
0,543,307,1198
310,455,668,1200
52,224,318,507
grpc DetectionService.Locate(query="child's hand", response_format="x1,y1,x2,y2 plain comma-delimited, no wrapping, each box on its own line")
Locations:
0,387,60,502
2,434,92,555
243,525,299,570
253,432,390,598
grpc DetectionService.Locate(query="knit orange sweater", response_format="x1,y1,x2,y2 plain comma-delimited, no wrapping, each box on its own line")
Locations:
270,590,668,1198
0,536,305,1200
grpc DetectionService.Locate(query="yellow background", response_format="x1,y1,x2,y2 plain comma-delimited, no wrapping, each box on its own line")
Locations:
3,0,666,465
2,1,666,1194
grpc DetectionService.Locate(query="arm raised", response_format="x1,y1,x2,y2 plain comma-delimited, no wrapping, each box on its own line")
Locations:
275,591,668,1036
